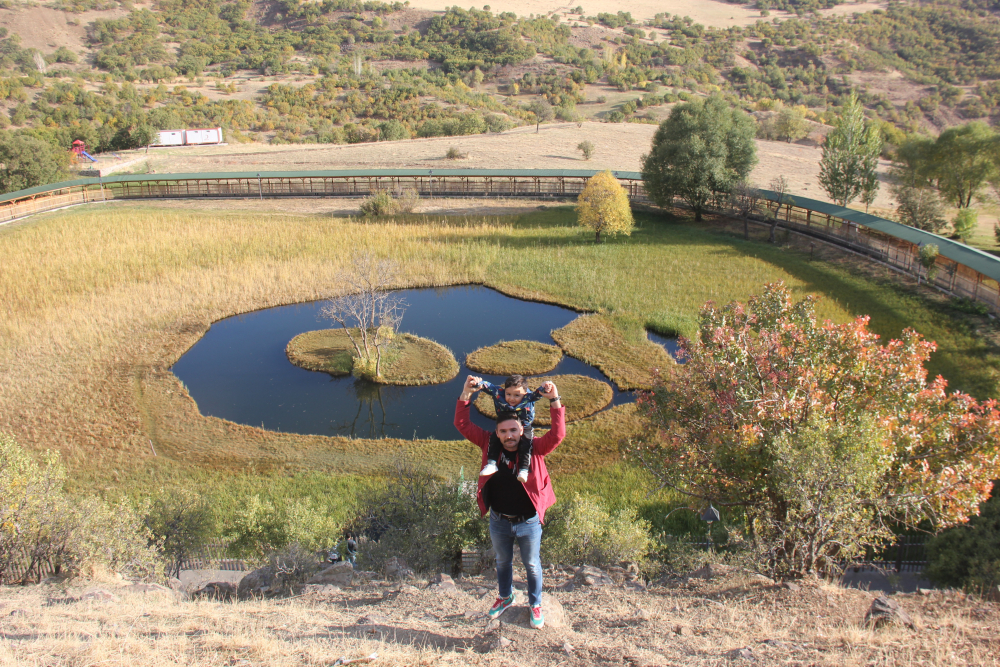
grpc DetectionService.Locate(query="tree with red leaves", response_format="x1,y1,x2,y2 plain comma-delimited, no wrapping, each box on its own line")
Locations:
629,283,1000,578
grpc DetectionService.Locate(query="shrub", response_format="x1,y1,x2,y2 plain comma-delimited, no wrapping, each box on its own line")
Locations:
359,189,397,216
445,146,465,160
926,484,1000,595
267,542,324,595
0,433,159,583
576,140,594,160
144,488,217,578
953,208,977,241
223,494,342,561
544,494,651,568
355,461,488,574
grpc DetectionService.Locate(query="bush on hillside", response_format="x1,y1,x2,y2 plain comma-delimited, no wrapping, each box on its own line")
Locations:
222,493,342,561
359,189,397,216
544,493,651,568
144,488,217,578
0,433,159,583
354,461,489,574
926,483,1000,595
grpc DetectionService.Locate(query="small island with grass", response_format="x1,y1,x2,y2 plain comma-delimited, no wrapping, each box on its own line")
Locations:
466,339,563,375
474,373,612,425
287,328,459,386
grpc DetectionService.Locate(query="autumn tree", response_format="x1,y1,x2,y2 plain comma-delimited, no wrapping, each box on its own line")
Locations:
576,170,634,242
641,95,758,221
527,98,553,133
321,251,406,380
629,284,1000,578
819,93,883,207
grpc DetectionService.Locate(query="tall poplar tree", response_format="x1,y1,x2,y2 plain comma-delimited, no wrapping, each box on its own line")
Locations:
819,93,883,207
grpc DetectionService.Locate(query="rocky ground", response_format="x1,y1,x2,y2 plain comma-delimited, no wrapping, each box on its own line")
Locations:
1,562,997,666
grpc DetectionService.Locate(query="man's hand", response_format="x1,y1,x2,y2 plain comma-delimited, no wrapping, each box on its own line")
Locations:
460,374,483,402
538,381,561,408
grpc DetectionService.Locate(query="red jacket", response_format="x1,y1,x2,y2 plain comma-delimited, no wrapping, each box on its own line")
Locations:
454,399,566,524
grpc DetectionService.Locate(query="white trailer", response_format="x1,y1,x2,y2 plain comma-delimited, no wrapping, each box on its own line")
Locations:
184,127,224,145
152,129,185,146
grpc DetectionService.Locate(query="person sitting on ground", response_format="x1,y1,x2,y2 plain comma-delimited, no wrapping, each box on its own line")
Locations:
476,375,545,483
454,375,565,630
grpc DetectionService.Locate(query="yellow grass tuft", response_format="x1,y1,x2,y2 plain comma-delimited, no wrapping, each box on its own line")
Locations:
465,339,563,375
473,374,612,425
551,314,673,390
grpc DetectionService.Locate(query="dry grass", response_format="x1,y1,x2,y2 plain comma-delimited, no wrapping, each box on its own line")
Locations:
551,314,674,391
465,340,563,376
1,202,992,491
473,374,613,426
287,330,459,385
0,570,996,667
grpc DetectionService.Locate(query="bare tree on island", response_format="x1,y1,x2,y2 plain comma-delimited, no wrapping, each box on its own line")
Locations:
321,252,406,380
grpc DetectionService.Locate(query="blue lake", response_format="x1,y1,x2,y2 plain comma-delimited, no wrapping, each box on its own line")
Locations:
171,285,678,439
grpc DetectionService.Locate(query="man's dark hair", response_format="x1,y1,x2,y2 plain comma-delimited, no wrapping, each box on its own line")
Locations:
504,374,528,390
496,410,519,426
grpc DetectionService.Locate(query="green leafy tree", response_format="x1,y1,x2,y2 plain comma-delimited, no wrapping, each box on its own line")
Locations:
527,98,553,133
918,244,939,285
819,93,883,207
891,182,946,233
545,494,651,568
930,122,998,209
641,95,758,221
774,105,808,143
953,208,978,242
576,170,634,242
629,284,1000,578
577,140,595,160
0,133,69,194
144,488,217,578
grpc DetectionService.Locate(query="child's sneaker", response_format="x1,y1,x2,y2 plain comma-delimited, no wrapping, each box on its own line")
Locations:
530,605,544,629
516,469,529,483
480,461,498,477
487,592,515,619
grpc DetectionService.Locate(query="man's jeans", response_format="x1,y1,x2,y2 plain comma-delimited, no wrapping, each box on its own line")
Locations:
489,509,543,608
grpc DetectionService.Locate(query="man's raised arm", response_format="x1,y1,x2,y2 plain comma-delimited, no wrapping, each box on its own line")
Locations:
531,381,565,456
455,374,490,448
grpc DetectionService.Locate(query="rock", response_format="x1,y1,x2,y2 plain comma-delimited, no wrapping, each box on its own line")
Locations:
749,574,775,585
573,565,614,588
463,609,483,620
357,614,388,626
631,608,651,621
555,579,575,592
81,588,119,602
475,587,488,596
384,557,415,580
307,562,354,587
505,593,567,629
303,584,341,595
429,572,459,593
625,580,647,592
864,595,914,629
192,582,238,601
237,565,277,600
674,625,693,636
494,636,513,650
688,563,733,580
123,583,173,596
354,570,379,582
562,642,574,654
167,577,184,591
782,582,800,592
918,588,936,596
485,618,501,631
725,647,754,660
397,584,420,594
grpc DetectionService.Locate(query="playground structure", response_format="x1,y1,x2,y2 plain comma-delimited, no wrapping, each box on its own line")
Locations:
70,140,97,163
1,168,999,314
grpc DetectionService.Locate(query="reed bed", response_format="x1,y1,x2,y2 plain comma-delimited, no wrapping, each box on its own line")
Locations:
0,203,995,490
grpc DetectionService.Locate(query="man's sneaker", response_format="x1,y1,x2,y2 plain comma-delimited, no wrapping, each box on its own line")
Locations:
530,605,544,629
488,592,515,619
480,462,498,477
516,469,529,483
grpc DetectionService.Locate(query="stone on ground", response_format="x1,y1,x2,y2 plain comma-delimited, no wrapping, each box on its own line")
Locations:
237,565,276,600
864,595,914,629
504,592,567,629
307,562,354,587
573,565,614,588
192,582,237,601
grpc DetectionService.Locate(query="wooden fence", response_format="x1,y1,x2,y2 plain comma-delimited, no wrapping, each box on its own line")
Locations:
2,170,998,314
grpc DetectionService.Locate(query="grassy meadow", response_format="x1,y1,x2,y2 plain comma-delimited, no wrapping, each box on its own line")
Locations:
1,203,998,503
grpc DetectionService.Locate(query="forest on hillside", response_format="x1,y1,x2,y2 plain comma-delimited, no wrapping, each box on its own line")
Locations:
0,0,998,182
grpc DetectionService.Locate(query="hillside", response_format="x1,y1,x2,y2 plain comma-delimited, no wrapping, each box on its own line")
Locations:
1,0,998,157
1,564,997,666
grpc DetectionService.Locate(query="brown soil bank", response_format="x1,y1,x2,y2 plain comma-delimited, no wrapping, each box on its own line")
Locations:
287,329,459,385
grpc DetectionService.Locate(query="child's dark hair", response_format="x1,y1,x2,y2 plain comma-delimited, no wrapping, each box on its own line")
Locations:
504,374,528,390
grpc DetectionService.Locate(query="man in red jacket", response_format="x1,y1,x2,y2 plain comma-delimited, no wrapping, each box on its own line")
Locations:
454,375,566,630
